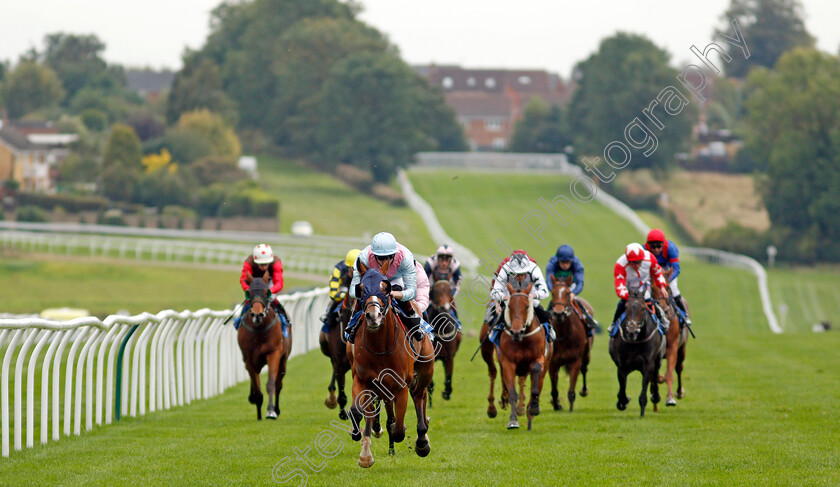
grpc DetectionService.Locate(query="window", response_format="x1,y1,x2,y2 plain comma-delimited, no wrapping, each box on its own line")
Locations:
518,76,531,85
492,138,507,149
467,77,476,87
442,77,454,89
485,77,496,88
485,119,502,131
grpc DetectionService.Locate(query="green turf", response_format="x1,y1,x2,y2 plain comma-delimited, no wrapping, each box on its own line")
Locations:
257,156,436,252
0,254,318,317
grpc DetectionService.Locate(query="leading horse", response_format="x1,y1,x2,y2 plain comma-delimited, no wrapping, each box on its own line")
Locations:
497,282,551,430
347,267,435,468
547,275,592,412
608,288,663,417
425,279,462,404
238,273,292,420
657,290,690,406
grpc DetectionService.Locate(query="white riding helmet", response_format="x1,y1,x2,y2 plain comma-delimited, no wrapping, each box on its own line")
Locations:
253,244,274,264
508,254,531,275
436,244,454,257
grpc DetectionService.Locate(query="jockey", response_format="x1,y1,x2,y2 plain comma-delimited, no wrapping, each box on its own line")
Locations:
346,232,430,343
487,251,555,343
545,244,601,336
320,249,360,333
235,244,290,333
424,244,462,319
423,244,463,297
609,243,670,335
645,228,692,325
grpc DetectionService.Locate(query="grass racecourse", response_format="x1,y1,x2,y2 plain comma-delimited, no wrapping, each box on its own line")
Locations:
1,167,839,485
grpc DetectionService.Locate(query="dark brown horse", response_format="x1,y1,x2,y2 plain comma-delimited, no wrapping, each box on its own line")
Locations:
347,267,435,468
608,289,663,417
238,273,292,420
547,275,592,412
657,291,689,405
497,283,551,430
319,291,353,420
425,279,462,404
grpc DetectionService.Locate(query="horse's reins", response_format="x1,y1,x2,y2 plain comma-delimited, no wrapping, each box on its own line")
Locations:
618,301,660,343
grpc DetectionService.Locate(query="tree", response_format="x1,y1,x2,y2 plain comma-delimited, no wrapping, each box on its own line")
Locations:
743,48,840,260
717,0,814,78
1,62,65,117
165,57,237,125
103,124,143,171
175,109,241,161
42,33,115,101
510,97,571,153
568,33,695,171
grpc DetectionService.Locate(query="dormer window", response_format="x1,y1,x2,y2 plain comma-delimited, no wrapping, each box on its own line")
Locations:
442,77,454,89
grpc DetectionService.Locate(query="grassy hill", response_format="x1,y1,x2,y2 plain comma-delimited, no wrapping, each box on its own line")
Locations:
257,156,435,252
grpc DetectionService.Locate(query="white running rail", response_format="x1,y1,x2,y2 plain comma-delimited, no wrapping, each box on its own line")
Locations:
0,287,330,458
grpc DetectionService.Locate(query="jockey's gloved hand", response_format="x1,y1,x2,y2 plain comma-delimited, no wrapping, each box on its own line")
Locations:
337,290,347,300
244,290,250,299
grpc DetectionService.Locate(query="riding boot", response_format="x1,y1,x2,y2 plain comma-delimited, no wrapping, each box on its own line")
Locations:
403,314,425,342
675,295,692,325
655,303,670,332
345,311,362,344
608,300,626,336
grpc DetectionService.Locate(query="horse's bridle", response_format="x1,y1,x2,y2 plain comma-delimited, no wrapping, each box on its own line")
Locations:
503,292,540,338
361,296,398,356
242,294,279,333
618,300,658,343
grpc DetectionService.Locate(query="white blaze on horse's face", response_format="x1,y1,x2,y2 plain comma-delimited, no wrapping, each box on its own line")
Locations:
365,296,384,329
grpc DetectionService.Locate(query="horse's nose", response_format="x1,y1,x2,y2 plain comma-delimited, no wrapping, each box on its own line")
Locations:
511,332,522,343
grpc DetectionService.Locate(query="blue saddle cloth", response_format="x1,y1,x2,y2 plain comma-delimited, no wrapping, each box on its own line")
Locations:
610,309,666,337
233,302,290,338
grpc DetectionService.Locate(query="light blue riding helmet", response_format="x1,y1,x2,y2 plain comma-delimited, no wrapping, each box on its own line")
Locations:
371,232,398,256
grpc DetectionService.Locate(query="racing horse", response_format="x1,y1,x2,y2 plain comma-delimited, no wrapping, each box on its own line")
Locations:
320,288,353,420
608,288,663,417
425,279,462,404
497,282,551,430
238,272,292,420
347,267,435,468
547,275,592,412
657,289,690,406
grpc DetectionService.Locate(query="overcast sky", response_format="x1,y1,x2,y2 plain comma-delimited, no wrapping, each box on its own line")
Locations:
1,0,838,78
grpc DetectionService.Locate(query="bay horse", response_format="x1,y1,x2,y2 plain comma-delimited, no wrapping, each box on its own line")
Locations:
657,291,690,405
425,279,462,404
547,275,592,412
238,273,292,420
497,282,551,430
319,291,353,420
347,267,434,468
608,288,663,417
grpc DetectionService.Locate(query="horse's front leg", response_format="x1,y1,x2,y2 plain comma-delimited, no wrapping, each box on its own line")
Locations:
662,318,679,406
245,361,263,420
325,372,337,409
275,351,289,418
527,359,543,430
549,353,561,411
391,387,409,444
616,368,629,411
336,364,349,420
413,380,431,458
358,409,374,468
442,347,455,400
676,341,687,399
567,357,582,413
501,359,519,429
385,400,396,456
265,350,281,419
480,322,498,418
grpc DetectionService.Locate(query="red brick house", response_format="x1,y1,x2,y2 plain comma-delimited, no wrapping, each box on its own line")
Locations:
418,65,573,151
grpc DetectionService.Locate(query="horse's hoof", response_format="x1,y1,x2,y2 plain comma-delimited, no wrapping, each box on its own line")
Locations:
580,388,589,398
640,409,646,418
266,410,278,420
415,437,431,457
528,403,540,417
442,390,451,400
666,397,677,407
676,389,685,399
617,401,627,411
351,430,362,442
552,400,562,411
325,397,337,409
515,405,526,417
388,447,395,456
506,420,520,429
657,375,665,384
487,406,497,419
373,425,384,438
338,409,348,421
358,455,374,468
